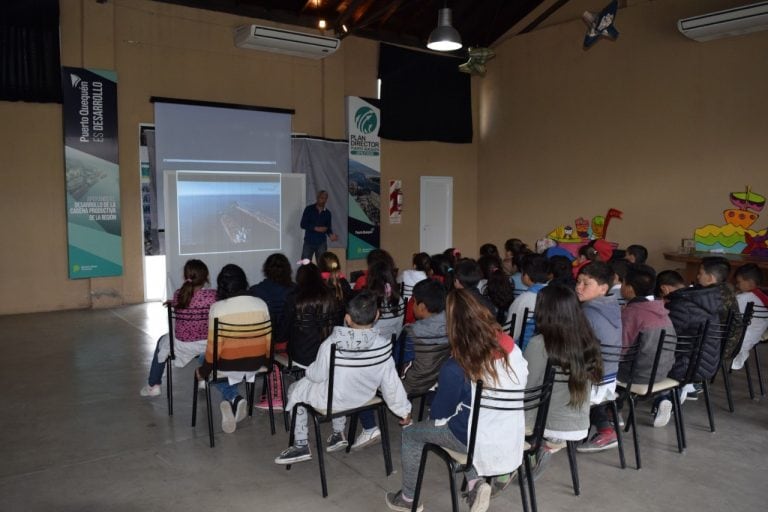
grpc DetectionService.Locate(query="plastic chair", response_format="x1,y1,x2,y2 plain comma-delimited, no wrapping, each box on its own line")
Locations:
192,317,274,447
285,341,395,498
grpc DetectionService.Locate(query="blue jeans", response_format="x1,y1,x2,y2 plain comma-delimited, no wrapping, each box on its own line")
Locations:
301,240,327,263
196,354,241,402
148,337,166,386
400,421,472,499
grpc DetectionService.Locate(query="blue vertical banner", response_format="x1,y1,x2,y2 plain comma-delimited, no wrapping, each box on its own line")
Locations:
345,96,381,260
61,67,122,278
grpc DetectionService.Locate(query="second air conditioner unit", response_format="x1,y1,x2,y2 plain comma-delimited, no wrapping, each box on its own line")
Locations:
234,25,340,59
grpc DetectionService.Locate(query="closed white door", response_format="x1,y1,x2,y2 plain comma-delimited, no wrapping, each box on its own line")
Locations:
420,176,453,254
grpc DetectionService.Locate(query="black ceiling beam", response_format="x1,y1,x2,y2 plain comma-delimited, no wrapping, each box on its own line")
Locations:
518,0,572,34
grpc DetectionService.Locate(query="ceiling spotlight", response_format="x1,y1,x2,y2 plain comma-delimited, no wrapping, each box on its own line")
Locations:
427,7,462,51
341,24,348,33
318,19,327,29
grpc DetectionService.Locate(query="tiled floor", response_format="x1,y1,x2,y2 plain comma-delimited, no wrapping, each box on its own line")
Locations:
0,303,766,511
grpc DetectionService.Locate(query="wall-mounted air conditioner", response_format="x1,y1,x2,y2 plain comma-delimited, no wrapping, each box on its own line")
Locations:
234,25,340,59
678,1,768,42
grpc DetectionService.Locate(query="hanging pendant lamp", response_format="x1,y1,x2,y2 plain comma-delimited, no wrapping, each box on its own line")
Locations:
427,7,462,51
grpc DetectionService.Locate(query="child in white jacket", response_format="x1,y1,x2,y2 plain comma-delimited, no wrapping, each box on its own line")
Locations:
275,291,411,464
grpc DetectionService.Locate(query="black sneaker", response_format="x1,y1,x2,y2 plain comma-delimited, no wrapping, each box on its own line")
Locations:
326,431,348,452
274,444,312,464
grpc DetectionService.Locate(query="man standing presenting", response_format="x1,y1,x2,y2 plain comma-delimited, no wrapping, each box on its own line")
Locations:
300,190,338,262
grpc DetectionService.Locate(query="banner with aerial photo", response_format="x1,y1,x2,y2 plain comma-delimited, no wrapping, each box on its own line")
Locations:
346,96,381,260
61,67,122,279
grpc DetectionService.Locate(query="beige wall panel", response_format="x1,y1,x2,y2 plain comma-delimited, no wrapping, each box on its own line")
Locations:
0,103,91,314
478,0,768,270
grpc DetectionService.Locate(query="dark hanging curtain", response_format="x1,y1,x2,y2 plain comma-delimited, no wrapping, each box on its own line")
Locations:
378,43,472,143
0,0,62,103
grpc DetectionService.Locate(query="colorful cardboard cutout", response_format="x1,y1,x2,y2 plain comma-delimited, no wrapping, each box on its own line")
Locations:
546,208,622,257
695,186,767,254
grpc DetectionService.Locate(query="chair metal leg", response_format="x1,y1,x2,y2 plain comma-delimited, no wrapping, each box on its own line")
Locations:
286,405,298,472
517,463,530,512
627,396,641,470
447,460,459,512
192,375,199,426
280,369,290,432
671,391,684,453
418,395,427,422
346,413,359,454
166,359,173,416
378,405,393,475
524,454,538,512
265,373,276,435
312,414,328,497
610,400,626,469
205,382,215,448
721,362,735,413
246,381,255,417
745,360,756,400
702,380,715,433
566,441,580,496
754,345,765,396
411,447,431,512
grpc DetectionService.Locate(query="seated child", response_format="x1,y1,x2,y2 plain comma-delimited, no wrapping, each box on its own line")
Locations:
385,289,527,512
506,253,549,350
354,280,449,451
731,264,768,370
523,285,603,478
574,262,622,453
618,264,677,427
141,259,217,397
656,257,734,423
626,244,648,265
609,259,630,304
655,270,687,301
196,264,271,434
454,259,497,318
400,252,432,299
274,291,411,463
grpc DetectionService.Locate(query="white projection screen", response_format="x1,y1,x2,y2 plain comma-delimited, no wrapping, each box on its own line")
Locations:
154,99,305,293
164,172,305,293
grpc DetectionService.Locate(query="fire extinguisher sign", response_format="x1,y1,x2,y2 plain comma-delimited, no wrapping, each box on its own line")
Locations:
389,180,402,225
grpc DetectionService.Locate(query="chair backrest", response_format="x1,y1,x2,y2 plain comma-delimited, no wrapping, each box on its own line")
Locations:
395,331,448,370
639,322,707,395
711,309,737,360
605,340,641,387
729,302,755,359
167,305,211,359
294,309,336,340
211,317,273,380
401,282,414,299
464,363,556,469
510,308,534,350
325,340,393,414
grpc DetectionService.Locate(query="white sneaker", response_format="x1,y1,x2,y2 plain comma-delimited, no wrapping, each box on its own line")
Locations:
653,399,672,428
352,427,382,450
234,397,248,423
197,380,206,391
220,400,237,434
140,384,161,397
731,352,748,371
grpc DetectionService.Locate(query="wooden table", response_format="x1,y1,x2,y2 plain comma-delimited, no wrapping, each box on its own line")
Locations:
663,251,768,284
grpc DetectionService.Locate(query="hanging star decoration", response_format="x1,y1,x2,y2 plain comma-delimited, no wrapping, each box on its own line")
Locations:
583,0,619,49
458,47,496,76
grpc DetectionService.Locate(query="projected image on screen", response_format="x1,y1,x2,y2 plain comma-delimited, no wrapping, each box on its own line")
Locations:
177,171,281,255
